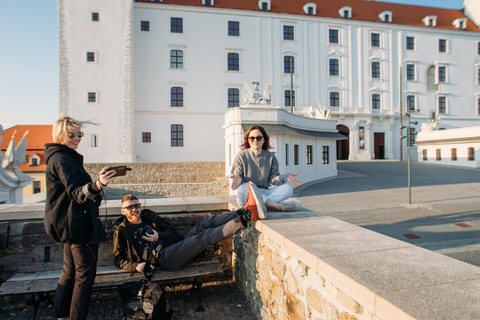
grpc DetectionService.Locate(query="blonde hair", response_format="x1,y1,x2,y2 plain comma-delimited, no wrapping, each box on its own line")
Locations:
52,115,86,145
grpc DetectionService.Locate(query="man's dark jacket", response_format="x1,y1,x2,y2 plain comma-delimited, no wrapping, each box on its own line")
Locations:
113,209,178,273
43,143,108,245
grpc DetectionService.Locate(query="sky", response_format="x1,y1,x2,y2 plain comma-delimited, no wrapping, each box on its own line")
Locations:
0,0,466,130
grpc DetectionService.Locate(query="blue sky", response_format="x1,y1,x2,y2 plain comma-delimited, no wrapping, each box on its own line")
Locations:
0,0,465,130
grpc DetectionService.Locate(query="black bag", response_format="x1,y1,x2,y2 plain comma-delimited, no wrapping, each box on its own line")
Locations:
117,245,172,320
117,279,172,320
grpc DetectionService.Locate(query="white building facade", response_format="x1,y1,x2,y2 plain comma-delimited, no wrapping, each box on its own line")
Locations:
58,0,480,163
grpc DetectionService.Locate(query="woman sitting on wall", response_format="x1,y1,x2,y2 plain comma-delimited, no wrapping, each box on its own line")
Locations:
230,124,302,212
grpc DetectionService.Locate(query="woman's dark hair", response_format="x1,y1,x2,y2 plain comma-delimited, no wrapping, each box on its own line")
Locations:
241,124,271,150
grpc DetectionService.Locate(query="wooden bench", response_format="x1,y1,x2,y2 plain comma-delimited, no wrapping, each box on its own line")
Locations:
0,212,225,319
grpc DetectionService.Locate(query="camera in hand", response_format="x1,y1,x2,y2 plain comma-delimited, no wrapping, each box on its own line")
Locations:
139,225,154,237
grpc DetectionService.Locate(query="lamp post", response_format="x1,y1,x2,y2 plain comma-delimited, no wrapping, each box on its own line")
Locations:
402,110,419,204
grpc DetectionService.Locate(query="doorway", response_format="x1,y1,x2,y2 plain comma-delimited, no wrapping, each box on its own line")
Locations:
336,125,349,160
374,132,385,159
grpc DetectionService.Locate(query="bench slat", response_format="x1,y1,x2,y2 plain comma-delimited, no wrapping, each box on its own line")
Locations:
0,260,222,296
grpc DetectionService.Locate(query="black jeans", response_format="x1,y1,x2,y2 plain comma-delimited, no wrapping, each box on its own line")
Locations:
54,243,98,320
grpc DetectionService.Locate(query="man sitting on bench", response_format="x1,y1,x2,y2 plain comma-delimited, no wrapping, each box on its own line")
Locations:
113,182,266,273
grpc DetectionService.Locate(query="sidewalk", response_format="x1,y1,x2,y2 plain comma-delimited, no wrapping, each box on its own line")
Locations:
0,283,255,320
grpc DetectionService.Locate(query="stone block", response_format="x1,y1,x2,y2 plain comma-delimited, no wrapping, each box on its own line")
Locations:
337,289,363,314
269,279,284,304
307,268,326,288
272,253,286,280
286,290,305,320
262,246,273,269
306,287,324,314
339,312,359,320
323,299,339,320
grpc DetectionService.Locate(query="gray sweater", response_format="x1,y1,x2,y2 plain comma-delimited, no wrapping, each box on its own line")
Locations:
231,149,288,188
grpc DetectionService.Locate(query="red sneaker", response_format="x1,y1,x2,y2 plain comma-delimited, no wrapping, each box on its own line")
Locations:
243,182,267,220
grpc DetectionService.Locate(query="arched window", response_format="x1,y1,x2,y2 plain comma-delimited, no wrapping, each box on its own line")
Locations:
427,65,438,91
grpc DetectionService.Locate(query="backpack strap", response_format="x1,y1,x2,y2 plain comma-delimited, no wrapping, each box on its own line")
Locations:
134,280,146,320
143,244,156,279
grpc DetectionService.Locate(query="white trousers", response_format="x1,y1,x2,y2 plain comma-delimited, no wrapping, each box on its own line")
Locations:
237,182,294,207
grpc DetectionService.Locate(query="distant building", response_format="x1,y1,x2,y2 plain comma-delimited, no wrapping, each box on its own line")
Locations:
0,125,53,197
416,126,480,168
59,0,480,164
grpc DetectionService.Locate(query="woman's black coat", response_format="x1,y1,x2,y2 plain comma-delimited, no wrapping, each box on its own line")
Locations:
44,143,108,245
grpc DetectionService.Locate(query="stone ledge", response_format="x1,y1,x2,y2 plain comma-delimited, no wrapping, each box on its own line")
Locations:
251,209,480,319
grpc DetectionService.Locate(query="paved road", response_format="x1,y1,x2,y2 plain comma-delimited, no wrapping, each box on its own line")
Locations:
294,160,480,267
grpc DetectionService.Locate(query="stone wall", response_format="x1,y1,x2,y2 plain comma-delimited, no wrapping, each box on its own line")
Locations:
233,228,376,320
84,162,229,197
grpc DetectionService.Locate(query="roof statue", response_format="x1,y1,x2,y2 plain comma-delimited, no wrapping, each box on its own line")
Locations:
0,125,34,204
241,81,271,105
316,100,331,120
421,118,438,131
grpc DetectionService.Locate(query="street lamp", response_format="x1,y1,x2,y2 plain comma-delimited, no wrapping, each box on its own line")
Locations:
402,110,419,204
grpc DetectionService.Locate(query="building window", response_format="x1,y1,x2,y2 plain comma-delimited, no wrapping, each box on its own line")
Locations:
171,124,184,147
407,95,415,111
92,12,99,21
422,149,427,161
92,134,99,147
406,64,415,81
284,56,294,74
30,157,38,166
228,88,239,108
261,2,269,11
285,144,289,166
436,149,441,161
408,128,416,146
451,148,457,161
439,39,447,53
171,87,183,107
294,144,299,165
371,33,380,47
203,0,213,6
171,17,183,33
322,146,329,164
228,21,239,36
329,59,339,76
427,66,437,91
33,181,41,194
170,50,183,69
329,29,339,44
438,96,446,114
371,61,380,79
86,52,95,62
478,97,480,115
477,68,480,84
285,90,295,107
88,92,96,103
227,52,239,71
330,92,339,107
438,66,446,83
307,7,314,15
141,21,150,32
306,145,313,165
478,42,480,55
142,132,151,143
372,94,381,109
468,147,475,161
283,26,294,40
384,14,390,22
406,36,415,50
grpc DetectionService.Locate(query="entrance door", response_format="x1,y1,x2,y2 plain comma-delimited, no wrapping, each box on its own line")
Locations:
374,133,385,159
336,125,349,160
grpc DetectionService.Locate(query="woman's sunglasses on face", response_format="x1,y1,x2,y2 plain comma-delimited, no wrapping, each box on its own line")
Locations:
67,132,84,139
248,136,263,142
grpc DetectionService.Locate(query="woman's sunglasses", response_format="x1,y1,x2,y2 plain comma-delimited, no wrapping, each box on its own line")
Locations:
67,132,84,139
248,136,263,142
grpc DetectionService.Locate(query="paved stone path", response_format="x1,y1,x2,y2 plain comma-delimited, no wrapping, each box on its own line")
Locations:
0,283,255,320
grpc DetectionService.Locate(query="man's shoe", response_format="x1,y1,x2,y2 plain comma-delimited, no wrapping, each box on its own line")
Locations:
243,182,267,220
280,199,302,212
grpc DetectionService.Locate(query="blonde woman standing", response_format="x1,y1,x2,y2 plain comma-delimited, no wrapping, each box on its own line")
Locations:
44,116,115,320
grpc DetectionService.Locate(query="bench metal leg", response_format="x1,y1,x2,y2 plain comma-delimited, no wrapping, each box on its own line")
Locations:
193,277,204,312
25,292,53,320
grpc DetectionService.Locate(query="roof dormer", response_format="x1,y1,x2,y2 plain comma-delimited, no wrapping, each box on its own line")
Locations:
423,15,437,27
303,3,316,16
258,0,270,11
452,17,467,29
339,6,352,19
379,11,392,23
202,0,214,6
29,154,40,167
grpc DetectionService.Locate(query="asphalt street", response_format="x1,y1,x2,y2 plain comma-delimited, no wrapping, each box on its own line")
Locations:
293,160,480,267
